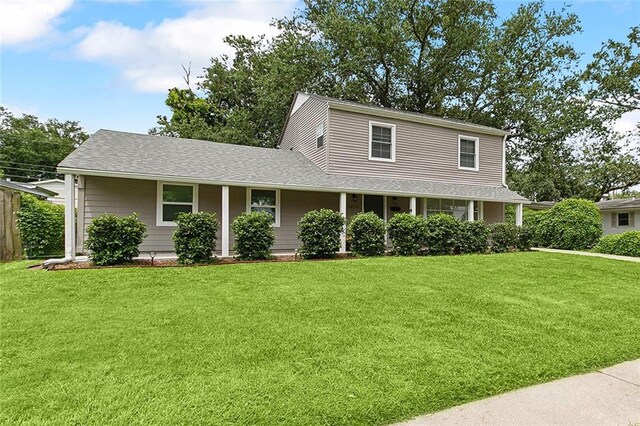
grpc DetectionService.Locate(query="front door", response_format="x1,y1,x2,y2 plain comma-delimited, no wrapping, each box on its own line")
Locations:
364,195,385,220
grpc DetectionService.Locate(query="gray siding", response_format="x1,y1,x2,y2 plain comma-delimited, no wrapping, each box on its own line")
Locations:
483,201,504,224
602,210,640,235
327,108,504,186
80,176,340,254
280,96,328,172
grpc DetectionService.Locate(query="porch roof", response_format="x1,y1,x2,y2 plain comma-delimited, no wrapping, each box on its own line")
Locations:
59,130,528,203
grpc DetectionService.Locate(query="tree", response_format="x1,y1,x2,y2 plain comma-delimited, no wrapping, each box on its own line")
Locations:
0,107,88,182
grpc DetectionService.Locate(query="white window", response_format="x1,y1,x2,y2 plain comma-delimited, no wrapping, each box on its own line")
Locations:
316,123,324,149
617,212,630,227
425,198,477,221
369,121,396,162
156,182,198,226
246,188,281,227
458,135,479,171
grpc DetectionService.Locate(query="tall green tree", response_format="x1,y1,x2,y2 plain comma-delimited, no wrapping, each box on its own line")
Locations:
0,107,88,182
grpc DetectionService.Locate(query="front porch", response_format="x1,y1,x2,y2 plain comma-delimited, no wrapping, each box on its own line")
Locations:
64,174,524,260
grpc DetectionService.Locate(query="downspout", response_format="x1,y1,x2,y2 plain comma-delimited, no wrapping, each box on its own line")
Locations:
43,174,76,267
502,133,509,188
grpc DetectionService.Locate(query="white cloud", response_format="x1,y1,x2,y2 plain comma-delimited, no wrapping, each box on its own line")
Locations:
613,109,640,134
75,1,296,92
0,0,73,45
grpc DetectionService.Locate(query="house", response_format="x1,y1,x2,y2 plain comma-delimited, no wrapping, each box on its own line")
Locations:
596,198,640,235
26,179,77,206
56,92,528,259
0,179,57,199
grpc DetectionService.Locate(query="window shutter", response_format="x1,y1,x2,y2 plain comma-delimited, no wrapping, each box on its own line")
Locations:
630,212,636,228
611,213,617,227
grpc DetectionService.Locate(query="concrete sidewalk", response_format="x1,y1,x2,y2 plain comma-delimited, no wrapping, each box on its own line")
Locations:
397,359,640,426
532,247,640,263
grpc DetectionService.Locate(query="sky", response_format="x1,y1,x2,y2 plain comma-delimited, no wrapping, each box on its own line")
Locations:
0,0,639,135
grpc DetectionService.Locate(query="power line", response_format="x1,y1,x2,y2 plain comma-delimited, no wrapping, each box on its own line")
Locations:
0,165,59,175
0,160,57,170
1,135,84,148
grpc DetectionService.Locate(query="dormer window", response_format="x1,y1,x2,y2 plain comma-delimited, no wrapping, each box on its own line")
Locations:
369,121,396,162
316,123,324,149
458,135,479,171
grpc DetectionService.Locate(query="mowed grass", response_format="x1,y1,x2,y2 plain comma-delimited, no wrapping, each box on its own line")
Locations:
1,252,639,425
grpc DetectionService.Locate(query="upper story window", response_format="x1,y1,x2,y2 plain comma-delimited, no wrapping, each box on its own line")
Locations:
157,182,198,226
316,123,324,149
369,121,396,162
458,135,479,171
246,188,281,227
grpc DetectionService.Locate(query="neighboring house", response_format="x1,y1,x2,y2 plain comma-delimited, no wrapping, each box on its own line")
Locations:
527,201,555,211
596,198,640,235
57,92,528,258
0,179,56,199
27,179,78,206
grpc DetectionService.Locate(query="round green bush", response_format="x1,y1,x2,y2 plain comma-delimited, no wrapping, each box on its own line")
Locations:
516,225,534,251
297,209,345,258
387,213,428,256
539,199,602,250
424,213,460,255
86,213,147,265
348,212,386,256
173,212,219,264
16,194,65,258
456,220,488,254
488,222,518,253
231,211,275,260
593,231,640,257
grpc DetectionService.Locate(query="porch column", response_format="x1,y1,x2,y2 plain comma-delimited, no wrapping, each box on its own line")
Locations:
515,203,524,227
339,192,347,253
410,197,417,215
467,200,475,222
478,201,484,221
221,185,230,257
64,174,76,260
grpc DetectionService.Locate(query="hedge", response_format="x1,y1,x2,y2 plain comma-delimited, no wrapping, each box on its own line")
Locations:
86,213,147,265
173,212,219,264
424,213,460,255
347,212,386,256
488,222,518,253
387,213,427,255
593,231,640,257
231,211,275,260
456,221,489,254
297,209,345,258
539,199,602,250
16,194,65,258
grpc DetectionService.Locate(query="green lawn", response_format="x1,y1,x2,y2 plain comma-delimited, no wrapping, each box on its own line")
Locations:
1,253,639,425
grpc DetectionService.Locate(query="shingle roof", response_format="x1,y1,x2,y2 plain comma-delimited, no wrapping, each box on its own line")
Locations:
58,130,527,203
305,93,509,136
0,179,56,198
596,198,640,210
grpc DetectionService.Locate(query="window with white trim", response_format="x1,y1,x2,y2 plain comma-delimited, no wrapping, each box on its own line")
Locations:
247,188,280,227
316,123,324,149
157,182,198,226
425,198,478,221
458,136,479,170
617,212,630,227
369,122,396,161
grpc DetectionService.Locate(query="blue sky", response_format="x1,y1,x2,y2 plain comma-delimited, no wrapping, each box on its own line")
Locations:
1,0,639,135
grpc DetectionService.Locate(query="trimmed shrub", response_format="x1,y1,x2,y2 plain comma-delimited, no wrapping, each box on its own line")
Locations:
86,213,147,265
387,213,428,256
231,211,275,260
516,225,534,251
593,231,640,257
424,213,460,255
173,212,219,264
16,194,65,258
456,220,489,254
348,212,386,256
539,199,602,250
297,209,345,258
488,222,518,253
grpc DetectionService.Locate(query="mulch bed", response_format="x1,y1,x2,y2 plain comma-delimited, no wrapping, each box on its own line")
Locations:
37,253,356,271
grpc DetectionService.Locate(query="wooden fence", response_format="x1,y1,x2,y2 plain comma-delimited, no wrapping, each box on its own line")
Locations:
0,189,22,262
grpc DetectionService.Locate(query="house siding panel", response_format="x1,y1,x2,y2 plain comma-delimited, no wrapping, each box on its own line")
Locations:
328,108,504,186
602,210,640,235
279,97,328,172
483,201,504,224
